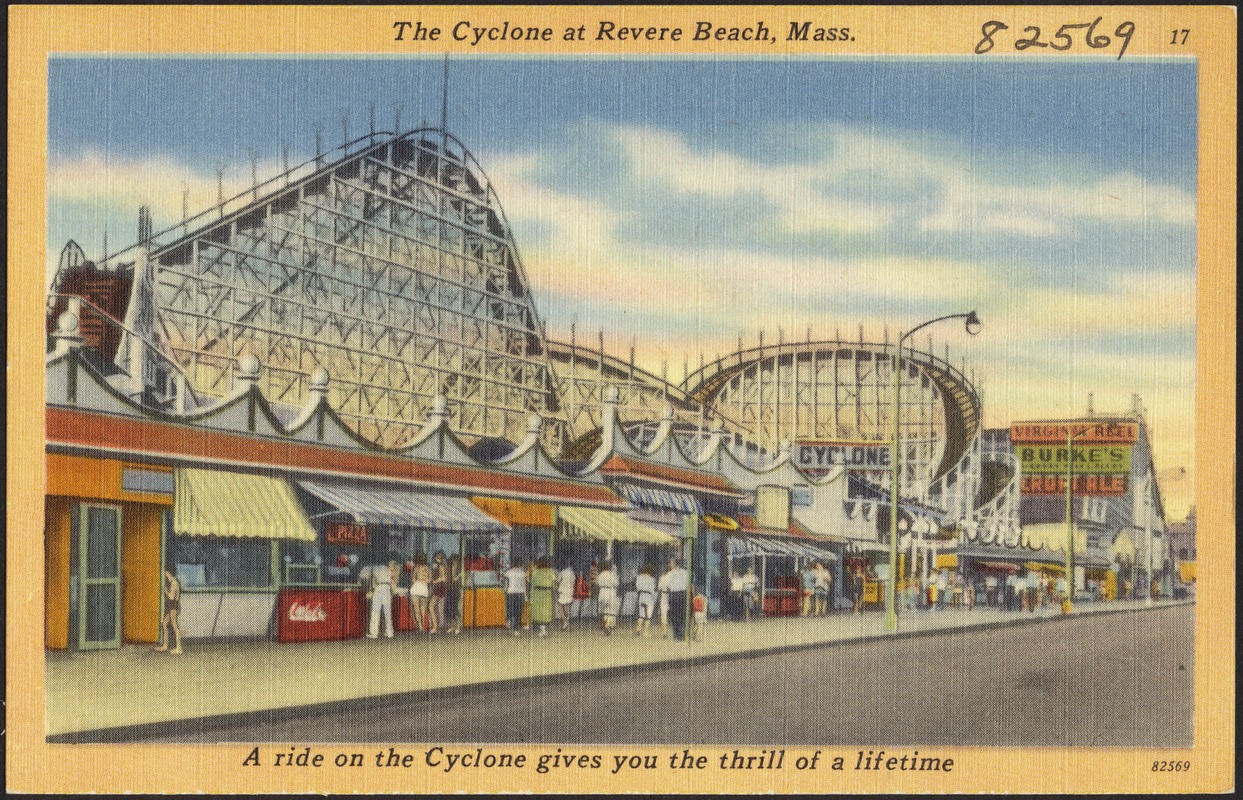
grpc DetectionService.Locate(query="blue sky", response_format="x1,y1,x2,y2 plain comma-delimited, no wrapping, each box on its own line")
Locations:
47,57,1198,516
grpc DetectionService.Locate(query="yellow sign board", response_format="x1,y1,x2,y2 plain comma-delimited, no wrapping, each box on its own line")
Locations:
754,485,790,531
1015,444,1131,475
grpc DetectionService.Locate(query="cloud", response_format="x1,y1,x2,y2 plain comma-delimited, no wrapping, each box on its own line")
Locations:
610,124,894,236
988,270,1195,340
49,150,269,223
599,122,1195,243
922,170,1196,235
47,150,281,278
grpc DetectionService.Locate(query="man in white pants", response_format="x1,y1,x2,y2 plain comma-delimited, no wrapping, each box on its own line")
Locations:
367,561,397,639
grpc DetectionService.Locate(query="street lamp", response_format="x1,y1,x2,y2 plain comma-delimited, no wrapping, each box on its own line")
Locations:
1063,420,1116,613
886,311,981,631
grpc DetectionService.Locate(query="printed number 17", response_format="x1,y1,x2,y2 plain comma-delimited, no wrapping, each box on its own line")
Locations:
1170,29,1190,44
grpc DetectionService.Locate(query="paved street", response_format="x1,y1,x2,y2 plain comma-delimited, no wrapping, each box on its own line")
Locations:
141,604,1191,746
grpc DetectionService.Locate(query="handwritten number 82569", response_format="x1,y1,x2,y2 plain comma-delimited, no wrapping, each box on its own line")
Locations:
976,18,1136,59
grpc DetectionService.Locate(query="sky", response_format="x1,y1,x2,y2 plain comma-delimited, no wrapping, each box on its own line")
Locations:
47,56,1197,519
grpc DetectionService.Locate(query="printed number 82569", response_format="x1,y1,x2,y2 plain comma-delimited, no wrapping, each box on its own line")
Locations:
1152,761,1191,772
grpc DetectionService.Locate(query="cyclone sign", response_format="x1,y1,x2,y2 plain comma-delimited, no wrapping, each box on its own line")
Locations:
796,441,891,471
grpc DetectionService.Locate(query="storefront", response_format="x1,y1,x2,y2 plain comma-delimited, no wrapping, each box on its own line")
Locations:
727,523,840,617
171,467,318,640
843,540,891,609
45,454,173,651
45,340,631,649
555,506,679,619
602,455,747,614
470,496,555,567
969,560,1019,606
291,480,514,632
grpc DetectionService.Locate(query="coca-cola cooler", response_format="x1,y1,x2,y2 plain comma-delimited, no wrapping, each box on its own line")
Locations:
278,588,366,642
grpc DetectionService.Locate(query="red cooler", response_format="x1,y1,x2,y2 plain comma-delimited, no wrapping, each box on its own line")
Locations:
278,588,366,642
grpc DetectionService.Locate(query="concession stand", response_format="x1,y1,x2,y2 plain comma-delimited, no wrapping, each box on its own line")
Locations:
278,583,366,642
729,516,839,617
466,498,558,628
555,506,680,618
843,540,890,609
461,555,506,630
283,480,512,638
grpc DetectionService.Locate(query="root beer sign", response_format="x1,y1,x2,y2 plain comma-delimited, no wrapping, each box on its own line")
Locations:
1020,474,1128,496
1011,421,1137,496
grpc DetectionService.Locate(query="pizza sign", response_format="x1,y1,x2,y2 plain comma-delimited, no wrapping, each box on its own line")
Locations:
326,521,369,546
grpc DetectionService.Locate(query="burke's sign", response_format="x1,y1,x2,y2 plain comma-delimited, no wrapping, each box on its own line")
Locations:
1015,444,1132,474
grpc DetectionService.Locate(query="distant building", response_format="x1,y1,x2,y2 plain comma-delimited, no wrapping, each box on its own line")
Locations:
959,396,1169,601
1167,506,1196,595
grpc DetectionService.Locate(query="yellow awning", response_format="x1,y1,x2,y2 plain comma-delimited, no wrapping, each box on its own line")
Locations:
1024,562,1066,574
471,496,555,528
175,468,315,541
935,553,958,569
558,507,678,545
701,513,740,531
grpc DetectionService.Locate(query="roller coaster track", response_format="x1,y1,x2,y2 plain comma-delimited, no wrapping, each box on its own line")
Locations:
681,339,982,483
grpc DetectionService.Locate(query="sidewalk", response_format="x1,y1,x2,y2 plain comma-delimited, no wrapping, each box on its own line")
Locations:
45,598,1190,741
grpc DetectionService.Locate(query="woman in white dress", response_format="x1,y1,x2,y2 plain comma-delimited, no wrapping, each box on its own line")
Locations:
595,560,620,636
556,560,576,631
633,564,656,636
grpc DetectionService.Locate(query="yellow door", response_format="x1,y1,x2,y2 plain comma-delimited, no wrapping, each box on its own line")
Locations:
45,498,72,650
121,504,163,643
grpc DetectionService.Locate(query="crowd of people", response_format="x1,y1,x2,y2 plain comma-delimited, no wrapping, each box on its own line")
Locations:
358,549,1114,645
361,554,707,642
363,551,463,639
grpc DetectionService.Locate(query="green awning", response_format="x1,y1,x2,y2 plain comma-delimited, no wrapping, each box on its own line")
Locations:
558,507,678,545
175,468,316,541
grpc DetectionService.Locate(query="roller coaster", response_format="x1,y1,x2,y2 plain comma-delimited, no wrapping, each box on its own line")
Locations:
46,124,1019,537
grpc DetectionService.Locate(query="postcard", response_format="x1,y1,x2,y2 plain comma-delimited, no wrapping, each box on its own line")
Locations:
6,4,1235,795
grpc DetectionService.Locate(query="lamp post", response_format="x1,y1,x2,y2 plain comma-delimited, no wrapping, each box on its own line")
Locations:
886,311,981,631
1063,420,1116,613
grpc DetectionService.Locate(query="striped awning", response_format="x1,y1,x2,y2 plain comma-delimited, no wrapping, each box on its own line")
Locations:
558,507,679,545
175,468,315,541
728,534,836,560
846,540,891,554
297,480,509,534
616,483,702,514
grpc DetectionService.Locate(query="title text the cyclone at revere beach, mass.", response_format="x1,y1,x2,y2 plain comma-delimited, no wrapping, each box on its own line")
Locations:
392,19,854,47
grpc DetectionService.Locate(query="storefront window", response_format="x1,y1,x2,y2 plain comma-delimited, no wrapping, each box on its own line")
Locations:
173,535,273,589
509,527,551,566
281,539,323,585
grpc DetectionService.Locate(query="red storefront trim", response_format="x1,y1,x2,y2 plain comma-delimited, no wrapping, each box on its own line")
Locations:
47,407,622,507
